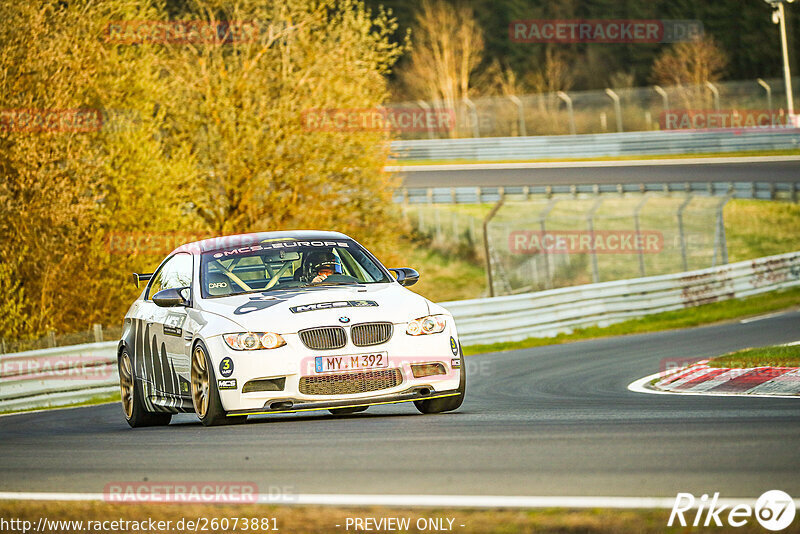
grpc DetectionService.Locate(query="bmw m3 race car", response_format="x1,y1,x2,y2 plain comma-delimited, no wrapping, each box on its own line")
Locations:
117,231,466,427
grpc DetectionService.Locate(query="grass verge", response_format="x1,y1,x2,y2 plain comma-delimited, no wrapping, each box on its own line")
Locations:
0,500,776,534
0,391,120,416
708,343,800,368
463,286,800,356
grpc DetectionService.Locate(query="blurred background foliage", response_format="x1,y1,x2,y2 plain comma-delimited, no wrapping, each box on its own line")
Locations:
1,0,798,341
0,0,406,339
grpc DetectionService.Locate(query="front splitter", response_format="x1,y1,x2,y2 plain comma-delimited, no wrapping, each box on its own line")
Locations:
226,388,461,416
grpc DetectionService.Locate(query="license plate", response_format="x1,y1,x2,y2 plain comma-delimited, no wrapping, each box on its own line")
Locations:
315,352,388,373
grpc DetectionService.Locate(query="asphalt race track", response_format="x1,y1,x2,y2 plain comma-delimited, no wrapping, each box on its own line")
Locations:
1,311,799,498
395,157,800,188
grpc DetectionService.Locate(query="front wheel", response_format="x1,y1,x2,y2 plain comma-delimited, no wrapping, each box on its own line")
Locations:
414,358,466,414
191,342,246,426
119,350,171,428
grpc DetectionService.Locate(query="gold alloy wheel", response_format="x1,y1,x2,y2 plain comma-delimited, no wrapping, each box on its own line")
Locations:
119,352,134,419
191,345,210,418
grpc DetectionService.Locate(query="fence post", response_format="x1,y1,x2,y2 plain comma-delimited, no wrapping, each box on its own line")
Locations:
483,194,506,297
462,97,480,138
654,85,669,113
677,195,693,272
416,100,436,140
757,78,773,111
508,94,527,136
587,197,604,283
717,195,731,265
705,81,720,111
605,88,623,133
93,324,103,343
557,91,576,135
634,195,649,277
47,330,57,348
0,338,5,354
540,199,559,289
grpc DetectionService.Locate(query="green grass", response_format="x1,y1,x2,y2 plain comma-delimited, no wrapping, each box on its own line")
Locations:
396,239,487,302
389,148,800,166
709,344,800,368
463,286,800,355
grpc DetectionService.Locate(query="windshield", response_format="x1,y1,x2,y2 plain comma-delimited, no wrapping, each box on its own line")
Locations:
200,238,392,298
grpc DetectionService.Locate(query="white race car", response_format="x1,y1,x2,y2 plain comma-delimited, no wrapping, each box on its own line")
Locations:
117,231,465,427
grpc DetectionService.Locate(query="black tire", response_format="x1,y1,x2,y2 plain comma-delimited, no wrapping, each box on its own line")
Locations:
191,341,247,427
328,406,368,415
119,349,171,428
414,355,466,414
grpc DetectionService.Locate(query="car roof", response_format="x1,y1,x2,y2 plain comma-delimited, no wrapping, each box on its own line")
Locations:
172,230,353,255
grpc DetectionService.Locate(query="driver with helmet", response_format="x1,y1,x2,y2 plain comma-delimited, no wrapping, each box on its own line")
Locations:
303,250,343,283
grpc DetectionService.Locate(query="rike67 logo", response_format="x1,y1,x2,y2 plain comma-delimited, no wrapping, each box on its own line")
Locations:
669,490,796,531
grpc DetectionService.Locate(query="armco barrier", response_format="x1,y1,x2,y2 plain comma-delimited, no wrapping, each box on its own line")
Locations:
1,251,798,412
390,129,800,161
441,251,800,345
0,341,118,412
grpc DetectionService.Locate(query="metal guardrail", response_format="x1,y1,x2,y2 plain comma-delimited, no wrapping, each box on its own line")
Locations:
396,182,799,204
390,129,800,161
0,341,118,412
1,251,798,412
441,251,800,345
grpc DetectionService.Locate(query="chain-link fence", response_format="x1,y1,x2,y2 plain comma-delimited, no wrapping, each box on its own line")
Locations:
392,77,799,139
405,193,729,297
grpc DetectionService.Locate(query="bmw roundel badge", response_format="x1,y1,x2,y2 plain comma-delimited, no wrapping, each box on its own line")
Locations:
339,316,351,324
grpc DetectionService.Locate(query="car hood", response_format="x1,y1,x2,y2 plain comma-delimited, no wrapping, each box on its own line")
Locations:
197,283,432,334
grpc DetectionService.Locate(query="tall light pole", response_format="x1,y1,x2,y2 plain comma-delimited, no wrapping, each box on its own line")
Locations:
764,0,796,122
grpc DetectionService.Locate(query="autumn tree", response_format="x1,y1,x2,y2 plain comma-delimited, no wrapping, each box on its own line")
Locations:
398,0,484,135
0,0,406,340
651,35,728,109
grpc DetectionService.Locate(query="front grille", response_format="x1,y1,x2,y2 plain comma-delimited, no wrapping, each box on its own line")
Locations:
299,369,402,395
299,327,346,350
351,322,393,346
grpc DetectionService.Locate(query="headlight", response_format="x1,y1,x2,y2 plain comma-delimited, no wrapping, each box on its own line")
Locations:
223,332,286,350
406,315,447,336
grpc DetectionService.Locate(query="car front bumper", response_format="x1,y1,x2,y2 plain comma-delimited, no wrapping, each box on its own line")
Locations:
204,324,463,414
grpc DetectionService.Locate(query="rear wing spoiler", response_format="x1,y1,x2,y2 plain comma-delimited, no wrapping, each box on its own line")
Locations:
132,272,154,288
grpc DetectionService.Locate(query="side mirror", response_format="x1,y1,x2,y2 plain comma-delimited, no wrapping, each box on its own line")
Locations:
389,268,420,287
152,287,190,307
132,272,154,288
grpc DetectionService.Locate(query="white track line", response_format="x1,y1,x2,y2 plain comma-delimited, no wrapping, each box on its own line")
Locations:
627,371,800,399
740,311,793,324
0,492,788,509
386,155,800,172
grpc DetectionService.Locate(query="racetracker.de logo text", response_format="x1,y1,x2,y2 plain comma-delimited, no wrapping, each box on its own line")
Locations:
508,230,664,254
509,19,703,43
302,108,456,133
